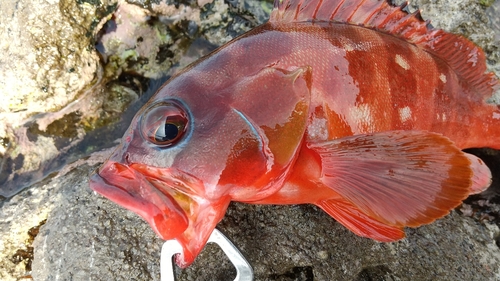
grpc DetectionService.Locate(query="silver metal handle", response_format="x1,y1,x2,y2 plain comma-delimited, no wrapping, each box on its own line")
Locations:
160,229,254,281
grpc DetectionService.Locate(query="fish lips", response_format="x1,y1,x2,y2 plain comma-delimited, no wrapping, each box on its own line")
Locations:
89,161,189,240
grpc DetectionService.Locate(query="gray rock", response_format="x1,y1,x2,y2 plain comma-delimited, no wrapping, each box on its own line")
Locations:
31,163,164,281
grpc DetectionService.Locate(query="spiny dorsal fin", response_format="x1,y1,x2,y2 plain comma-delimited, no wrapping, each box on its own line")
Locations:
269,0,499,98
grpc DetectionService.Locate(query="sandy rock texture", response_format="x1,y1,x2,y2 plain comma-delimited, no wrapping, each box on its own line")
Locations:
0,0,499,280
0,0,113,197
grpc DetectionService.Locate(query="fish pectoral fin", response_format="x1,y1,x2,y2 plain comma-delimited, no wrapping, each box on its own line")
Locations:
317,198,405,242
308,130,480,228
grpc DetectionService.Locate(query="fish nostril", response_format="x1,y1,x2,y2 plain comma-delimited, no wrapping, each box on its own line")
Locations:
124,153,131,164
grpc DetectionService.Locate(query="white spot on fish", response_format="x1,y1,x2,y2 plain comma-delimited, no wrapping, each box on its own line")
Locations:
436,112,447,122
340,37,355,52
350,104,374,131
308,117,328,141
398,106,412,123
395,54,410,70
493,112,500,120
439,73,447,83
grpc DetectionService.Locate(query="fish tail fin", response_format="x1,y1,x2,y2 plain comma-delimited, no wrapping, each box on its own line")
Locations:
316,197,405,242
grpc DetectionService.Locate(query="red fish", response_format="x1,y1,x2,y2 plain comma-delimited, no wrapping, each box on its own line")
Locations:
90,0,500,267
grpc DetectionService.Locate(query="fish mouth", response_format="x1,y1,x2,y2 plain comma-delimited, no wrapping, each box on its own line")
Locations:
89,161,203,240
91,161,232,267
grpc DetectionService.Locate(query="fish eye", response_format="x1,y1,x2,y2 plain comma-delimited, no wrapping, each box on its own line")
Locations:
141,101,189,147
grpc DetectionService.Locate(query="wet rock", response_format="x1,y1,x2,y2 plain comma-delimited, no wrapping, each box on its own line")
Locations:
0,183,53,280
0,0,117,197
31,163,164,281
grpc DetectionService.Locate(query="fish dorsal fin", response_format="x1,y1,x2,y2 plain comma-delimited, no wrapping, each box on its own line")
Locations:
269,0,498,98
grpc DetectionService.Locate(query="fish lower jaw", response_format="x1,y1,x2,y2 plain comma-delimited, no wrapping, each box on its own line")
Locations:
170,196,232,268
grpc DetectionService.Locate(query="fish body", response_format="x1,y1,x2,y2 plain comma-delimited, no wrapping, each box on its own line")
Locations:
90,0,500,267
159,22,500,149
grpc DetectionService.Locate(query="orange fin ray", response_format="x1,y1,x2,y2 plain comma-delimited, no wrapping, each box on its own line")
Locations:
308,130,474,228
317,197,405,242
270,0,498,97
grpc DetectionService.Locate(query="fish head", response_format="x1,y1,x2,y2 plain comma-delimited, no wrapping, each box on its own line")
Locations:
90,65,312,266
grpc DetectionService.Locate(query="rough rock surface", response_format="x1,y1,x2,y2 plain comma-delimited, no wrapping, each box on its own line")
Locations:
1,0,500,280
0,0,117,196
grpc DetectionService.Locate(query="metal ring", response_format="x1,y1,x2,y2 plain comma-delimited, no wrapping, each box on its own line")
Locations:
160,229,254,281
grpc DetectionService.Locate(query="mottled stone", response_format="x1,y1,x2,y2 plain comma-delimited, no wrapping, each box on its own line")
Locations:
0,0,117,197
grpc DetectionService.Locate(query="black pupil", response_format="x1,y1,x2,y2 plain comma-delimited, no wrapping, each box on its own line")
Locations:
155,123,179,142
